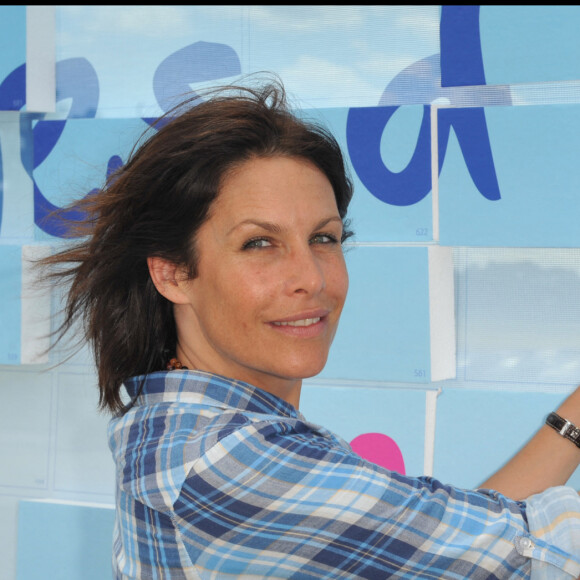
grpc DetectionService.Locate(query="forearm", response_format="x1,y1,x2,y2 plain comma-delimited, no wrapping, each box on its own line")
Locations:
480,386,580,500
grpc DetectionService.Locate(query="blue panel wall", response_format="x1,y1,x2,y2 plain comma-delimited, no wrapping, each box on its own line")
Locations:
0,7,26,111
0,245,22,363
439,104,580,246
318,106,434,242
1,6,580,580
480,6,580,85
16,501,115,580
322,246,432,383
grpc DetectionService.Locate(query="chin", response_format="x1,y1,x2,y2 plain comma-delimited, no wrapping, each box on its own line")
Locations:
283,357,329,380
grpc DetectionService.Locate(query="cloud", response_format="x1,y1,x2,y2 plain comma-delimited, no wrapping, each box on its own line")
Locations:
59,5,200,39
246,5,366,33
395,9,440,37
276,54,380,108
55,6,443,111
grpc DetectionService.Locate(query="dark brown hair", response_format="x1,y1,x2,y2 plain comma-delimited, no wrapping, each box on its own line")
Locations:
42,77,354,415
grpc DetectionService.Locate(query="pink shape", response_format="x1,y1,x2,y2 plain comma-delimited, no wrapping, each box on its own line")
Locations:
350,432,406,474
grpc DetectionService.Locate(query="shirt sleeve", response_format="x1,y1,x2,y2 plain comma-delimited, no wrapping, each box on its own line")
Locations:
522,486,580,579
171,417,579,579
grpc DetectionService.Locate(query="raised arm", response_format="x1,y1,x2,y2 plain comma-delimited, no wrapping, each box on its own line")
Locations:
480,385,580,500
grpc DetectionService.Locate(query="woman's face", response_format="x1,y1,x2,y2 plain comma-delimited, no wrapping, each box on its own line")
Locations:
173,155,348,404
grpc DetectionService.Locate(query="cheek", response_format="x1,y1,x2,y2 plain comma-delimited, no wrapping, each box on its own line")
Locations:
341,261,349,294
241,264,282,297
329,257,349,301
223,269,278,317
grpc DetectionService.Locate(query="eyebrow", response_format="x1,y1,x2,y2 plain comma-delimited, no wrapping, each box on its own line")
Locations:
227,216,343,236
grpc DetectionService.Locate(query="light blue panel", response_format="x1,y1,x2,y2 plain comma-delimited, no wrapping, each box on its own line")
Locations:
0,244,22,364
54,373,115,496
301,384,426,477
439,104,580,247
313,107,433,243
17,500,115,580
0,6,26,111
457,248,580,387
0,370,51,488
247,5,440,108
320,246,431,383
34,108,433,244
56,6,244,118
434,388,580,492
33,117,150,239
481,6,580,85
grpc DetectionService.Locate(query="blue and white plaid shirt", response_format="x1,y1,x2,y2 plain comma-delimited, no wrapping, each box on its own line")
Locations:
109,370,580,579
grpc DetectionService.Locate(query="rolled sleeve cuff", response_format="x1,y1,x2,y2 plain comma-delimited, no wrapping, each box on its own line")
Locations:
524,486,580,579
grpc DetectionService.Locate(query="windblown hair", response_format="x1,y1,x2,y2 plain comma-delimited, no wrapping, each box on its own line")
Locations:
42,76,354,415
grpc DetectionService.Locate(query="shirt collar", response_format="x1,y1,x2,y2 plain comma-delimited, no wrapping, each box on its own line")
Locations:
124,370,300,419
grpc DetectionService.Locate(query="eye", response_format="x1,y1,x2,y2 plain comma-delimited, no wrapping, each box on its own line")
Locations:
242,237,273,250
310,232,339,245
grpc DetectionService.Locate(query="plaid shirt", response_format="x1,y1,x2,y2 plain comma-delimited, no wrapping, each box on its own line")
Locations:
108,370,580,579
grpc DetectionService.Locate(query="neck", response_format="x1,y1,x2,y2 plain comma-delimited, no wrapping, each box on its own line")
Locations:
277,380,302,409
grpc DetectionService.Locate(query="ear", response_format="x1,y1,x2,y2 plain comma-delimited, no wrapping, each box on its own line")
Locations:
147,256,191,305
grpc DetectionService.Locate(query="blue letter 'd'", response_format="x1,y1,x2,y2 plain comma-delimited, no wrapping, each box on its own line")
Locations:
346,5,500,207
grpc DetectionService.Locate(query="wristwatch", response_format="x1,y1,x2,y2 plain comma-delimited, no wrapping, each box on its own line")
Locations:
545,412,580,449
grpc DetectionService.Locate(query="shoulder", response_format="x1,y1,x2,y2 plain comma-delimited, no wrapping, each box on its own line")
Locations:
108,400,256,510
108,399,357,507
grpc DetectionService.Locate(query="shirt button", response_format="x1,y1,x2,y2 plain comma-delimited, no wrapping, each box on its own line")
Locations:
520,537,534,550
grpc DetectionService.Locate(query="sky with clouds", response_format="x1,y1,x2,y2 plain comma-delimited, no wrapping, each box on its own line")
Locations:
55,5,440,116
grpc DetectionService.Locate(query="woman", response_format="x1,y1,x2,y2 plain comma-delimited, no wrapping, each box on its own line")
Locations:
44,79,580,579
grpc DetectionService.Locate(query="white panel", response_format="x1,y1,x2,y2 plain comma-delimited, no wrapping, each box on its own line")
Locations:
21,245,52,364
0,114,34,240
0,496,20,580
423,389,441,477
26,6,56,112
0,370,51,488
53,373,115,497
430,105,440,241
428,245,456,381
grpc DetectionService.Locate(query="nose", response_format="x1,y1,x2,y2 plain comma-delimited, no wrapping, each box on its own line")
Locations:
285,245,325,296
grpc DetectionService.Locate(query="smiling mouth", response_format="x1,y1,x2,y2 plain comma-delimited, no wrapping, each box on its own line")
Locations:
272,317,321,327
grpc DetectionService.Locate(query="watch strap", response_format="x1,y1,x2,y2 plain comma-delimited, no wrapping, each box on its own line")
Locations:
546,412,580,449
